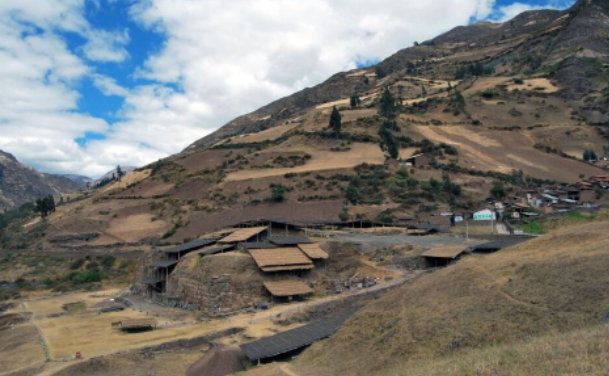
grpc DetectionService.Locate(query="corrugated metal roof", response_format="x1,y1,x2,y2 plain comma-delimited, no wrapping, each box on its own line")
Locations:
150,260,179,268
118,318,157,329
263,280,313,297
163,238,217,254
197,244,236,256
268,236,312,245
241,242,278,249
240,312,354,361
472,237,533,252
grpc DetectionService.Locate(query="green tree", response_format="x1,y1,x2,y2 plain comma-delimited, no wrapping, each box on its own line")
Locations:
329,106,342,137
583,149,597,161
270,184,285,202
379,88,398,120
378,123,400,159
350,93,361,108
490,181,507,200
345,186,360,204
34,195,55,217
375,66,386,79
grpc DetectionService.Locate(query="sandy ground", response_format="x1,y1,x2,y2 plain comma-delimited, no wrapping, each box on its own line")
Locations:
104,213,168,243
225,144,385,181
99,170,151,195
227,123,299,144
507,78,559,93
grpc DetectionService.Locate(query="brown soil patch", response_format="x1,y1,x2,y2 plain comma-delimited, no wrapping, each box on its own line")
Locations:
186,344,246,376
226,123,299,144
104,213,169,243
225,144,384,181
414,125,603,182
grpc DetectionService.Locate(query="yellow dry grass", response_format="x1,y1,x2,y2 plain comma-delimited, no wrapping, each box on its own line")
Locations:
462,77,511,96
384,325,609,376
294,220,609,376
99,169,151,194
104,213,169,242
224,143,385,181
507,78,559,93
226,123,299,144
0,324,46,375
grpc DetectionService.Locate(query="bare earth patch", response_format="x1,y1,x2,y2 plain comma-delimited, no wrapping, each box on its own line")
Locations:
225,143,385,181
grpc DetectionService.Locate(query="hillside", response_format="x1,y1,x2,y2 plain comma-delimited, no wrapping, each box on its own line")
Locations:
14,0,609,249
235,217,609,376
0,150,82,211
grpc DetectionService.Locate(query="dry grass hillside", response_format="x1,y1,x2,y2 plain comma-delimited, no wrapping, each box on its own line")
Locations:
7,0,608,250
381,325,609,376
289,219,609,376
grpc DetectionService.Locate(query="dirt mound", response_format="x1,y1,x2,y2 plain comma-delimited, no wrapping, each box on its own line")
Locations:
186,344,246,376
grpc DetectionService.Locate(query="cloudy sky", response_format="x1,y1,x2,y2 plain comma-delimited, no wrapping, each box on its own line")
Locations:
0,0,576,178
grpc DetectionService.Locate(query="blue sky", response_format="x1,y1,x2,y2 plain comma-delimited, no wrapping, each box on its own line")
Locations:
0,0,576,178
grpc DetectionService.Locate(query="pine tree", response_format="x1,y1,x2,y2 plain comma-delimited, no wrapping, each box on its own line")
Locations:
379,88,397,120
350,93,361,108
116,165,125,181
329,106,342,137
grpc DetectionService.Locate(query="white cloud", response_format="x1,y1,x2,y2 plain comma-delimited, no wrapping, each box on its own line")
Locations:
490,0,575,22
103,0,501,165
82,28,130,62
92,74,130,97
14,0,579,178
0,0,504,177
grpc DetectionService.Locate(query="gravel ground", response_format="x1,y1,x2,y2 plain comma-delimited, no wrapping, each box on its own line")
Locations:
331,233,487,253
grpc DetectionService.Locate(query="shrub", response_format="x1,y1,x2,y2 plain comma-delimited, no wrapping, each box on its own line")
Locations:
71,270,101,284
69,258,85,270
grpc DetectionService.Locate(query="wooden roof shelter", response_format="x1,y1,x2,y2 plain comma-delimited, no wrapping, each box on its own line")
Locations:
115,318,157,330
263,280,314,297
219,226,268,243
422,245,468,259
297,244,329,260
248,247,314,272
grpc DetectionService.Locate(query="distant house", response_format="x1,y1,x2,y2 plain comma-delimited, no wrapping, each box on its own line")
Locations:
401,153,431,168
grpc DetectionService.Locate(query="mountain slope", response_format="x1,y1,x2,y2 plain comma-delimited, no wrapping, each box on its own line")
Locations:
285,218,609,375
193,0,608,149
25,0,609,248
0,150,81,210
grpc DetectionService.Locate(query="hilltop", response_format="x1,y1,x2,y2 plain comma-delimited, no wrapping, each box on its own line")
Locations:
6,0,609,249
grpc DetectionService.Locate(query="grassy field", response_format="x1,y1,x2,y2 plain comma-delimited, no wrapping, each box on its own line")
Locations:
288,220,609,376
383,325,609,376
0,323,46,375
